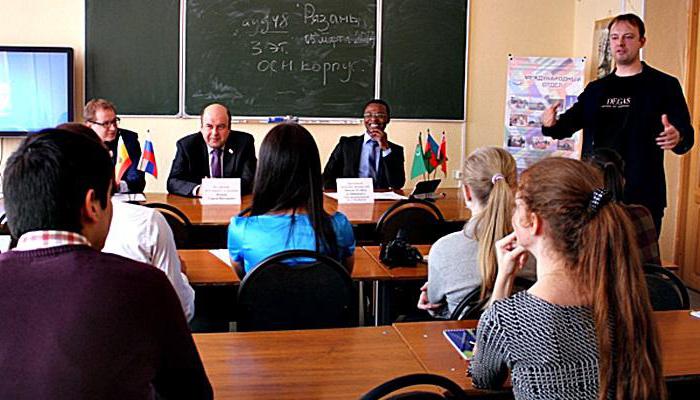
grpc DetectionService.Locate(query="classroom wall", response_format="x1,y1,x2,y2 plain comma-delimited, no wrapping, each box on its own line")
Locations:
0,0,692,259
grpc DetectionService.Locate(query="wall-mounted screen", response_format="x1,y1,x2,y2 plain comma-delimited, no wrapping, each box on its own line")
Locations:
0,46,74,136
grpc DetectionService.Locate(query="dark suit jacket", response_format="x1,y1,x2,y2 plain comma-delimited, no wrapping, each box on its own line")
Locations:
323,134,405,190
104,129,146,193
167,131,257,196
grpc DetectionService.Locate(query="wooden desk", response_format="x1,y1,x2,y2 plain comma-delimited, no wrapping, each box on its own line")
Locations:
180,248,390,286
143,188,469,226
363,245,431,280
393,310,700,390
194,326,426,399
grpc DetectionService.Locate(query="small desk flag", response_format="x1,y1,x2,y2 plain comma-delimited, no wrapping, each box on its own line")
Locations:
138,138,158,178
410,132,428,179
114,136,132,182
424,130,439,173
438,132,448,175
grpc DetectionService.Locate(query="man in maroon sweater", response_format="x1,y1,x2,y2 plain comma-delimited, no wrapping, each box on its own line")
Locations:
0,129,212,399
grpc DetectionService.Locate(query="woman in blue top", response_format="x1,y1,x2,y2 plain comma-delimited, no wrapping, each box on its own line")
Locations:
228,123,355,277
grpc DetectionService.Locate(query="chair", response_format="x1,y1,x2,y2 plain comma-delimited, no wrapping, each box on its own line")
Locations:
643,264,690,311
142,202,192,248
359,373,469,400
376,199,445,245
236,250,355,331
451,276,536,321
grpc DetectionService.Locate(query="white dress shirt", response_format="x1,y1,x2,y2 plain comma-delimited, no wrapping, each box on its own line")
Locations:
103,200,195,321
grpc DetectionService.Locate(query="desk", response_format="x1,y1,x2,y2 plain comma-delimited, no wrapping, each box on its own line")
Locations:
193,326,426,400
392,310,700,389
143,188,469,226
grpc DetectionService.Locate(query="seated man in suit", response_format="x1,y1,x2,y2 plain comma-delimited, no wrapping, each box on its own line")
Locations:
84,98,146,193
0,128,212,399
323,99,405,190
167,103,257,196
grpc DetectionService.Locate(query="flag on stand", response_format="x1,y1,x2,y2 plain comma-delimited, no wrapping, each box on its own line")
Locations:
138,137,158,178
114,136,132,182
424,130,439,172
410,132,428,179
438,132,448,175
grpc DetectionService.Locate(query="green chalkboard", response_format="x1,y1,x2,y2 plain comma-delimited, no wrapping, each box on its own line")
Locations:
381,0,467,119
85,0,180,115
185,0,376,117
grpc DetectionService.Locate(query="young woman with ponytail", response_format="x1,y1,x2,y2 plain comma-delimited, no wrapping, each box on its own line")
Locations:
470,157,664,400
417,147,533,318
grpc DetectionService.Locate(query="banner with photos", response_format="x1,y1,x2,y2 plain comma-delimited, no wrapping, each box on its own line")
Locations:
505,56,585,172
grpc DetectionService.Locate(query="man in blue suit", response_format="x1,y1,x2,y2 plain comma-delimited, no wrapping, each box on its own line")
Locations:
84,99,146,193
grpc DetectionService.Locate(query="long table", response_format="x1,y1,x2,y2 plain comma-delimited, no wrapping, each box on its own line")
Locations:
143,187,469,226
193,310,700,399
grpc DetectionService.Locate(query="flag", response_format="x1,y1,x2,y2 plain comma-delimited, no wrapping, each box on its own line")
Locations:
138,138,158,178
438,132,448,175
424,130,439,172
410,132,428,179
114,136,132,182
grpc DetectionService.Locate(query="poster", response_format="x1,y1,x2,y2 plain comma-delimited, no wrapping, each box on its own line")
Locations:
504,56,585,171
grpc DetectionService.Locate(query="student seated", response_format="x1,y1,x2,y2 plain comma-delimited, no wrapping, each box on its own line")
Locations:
470,157,664,400
418,147,532,318
0,129,211,399
228,123,355,277
585,147,661,265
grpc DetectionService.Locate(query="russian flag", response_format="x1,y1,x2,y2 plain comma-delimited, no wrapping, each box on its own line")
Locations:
138,139,158,178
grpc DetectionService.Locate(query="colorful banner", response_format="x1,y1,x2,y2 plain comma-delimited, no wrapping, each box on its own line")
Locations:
504,56,585,172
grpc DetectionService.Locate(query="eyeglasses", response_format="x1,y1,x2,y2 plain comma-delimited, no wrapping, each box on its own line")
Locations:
363,112,388,119
88,117,120,127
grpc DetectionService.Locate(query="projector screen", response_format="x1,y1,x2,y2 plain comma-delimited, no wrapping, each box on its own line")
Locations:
0,46,74,136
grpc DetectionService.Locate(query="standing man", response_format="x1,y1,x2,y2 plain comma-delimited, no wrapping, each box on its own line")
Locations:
541,14,694,234
168,103,257,196
323,99,405,190
84,98,146,193
0,128,212,399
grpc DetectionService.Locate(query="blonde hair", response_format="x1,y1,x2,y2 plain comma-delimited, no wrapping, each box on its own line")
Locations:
83,98,116,121
463,147,517,301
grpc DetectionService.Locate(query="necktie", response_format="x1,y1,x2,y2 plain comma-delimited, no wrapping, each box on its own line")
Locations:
210,148,222,178
368,140,379,181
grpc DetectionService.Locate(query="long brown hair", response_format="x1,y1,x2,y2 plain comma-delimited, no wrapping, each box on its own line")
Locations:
463,147,517,301
518,157,664,400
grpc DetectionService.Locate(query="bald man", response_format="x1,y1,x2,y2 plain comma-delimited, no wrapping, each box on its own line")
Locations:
167,103,257,196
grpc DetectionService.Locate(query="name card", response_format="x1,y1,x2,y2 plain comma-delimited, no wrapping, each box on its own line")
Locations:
336,178,374,204
200,178,241,205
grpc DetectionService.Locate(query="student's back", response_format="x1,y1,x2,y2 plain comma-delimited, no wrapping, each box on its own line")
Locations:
0,246,210,399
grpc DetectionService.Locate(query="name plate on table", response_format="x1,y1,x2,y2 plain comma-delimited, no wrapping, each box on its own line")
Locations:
200,178,241,205
336,178,374,204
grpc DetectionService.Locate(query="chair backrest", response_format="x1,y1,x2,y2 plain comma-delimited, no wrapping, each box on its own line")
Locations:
142,202,192,248
451,276,536,321
237,250,355,331
643,264,690,311
376,199,445,245
359,373,469,400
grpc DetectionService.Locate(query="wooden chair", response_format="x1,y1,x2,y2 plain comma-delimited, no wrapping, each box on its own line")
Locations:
142,202,192,248
375,199,445,245
236,250,355,331
360,373,469,400
644,264,690,310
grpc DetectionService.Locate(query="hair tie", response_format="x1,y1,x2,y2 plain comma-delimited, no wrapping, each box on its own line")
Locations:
588,188,611,214
491,174,504,185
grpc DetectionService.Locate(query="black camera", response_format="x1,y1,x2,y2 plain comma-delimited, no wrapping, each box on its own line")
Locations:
379,229,424,267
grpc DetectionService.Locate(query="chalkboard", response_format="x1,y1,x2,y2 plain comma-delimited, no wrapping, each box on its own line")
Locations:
85,0,180,115
381,0,467,119
185,0,376,117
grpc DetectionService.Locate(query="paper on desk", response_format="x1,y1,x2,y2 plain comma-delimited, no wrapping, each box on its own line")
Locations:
324,192,407,201
209,249,232,267
112,193,147,202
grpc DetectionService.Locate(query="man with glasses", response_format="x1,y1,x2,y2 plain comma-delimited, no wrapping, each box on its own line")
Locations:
323,99,405,189
84,98,146,193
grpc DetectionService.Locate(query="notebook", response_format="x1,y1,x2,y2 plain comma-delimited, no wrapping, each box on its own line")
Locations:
442,328,476,360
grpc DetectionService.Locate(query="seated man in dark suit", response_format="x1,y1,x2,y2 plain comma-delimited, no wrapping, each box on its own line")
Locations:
84,98,146,193
323,99,405,189
167,103,257,196
0,128,212,399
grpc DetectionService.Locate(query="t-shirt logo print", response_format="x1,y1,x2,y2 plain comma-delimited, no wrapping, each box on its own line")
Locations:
602,97,631,109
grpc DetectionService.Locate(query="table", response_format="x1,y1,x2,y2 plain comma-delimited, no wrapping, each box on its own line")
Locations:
193,326,426,400
392,310,700,388
143,188,469,226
